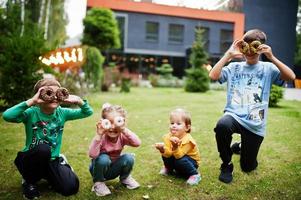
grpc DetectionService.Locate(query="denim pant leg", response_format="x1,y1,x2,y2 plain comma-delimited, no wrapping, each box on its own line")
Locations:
90,154,111,182
162,156,176,171
107,154,134,180
174,155,198,178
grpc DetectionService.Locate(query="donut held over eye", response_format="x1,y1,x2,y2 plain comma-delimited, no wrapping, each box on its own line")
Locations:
56,87,69,101
40,87,56,102
239,41,249,54
114,116,125,127
249,40,261,54
101,119,112,130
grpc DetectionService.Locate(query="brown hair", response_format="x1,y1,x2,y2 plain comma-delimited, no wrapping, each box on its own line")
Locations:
243,29,267,44
101,104,127,119
34,78,61,93
170,108,192,133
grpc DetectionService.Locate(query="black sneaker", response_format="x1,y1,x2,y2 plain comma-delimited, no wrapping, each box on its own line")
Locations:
22,182,40,199
231,142,241,155
219,163,234,183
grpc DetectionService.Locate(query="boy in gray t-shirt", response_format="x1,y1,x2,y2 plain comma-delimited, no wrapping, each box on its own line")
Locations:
209,29,295,183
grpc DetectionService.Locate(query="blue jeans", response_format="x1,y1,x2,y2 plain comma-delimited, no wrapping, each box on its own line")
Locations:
162,155,198,178
89,153,134,182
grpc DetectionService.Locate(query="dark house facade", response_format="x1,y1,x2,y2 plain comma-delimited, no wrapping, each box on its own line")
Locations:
87,0,298,80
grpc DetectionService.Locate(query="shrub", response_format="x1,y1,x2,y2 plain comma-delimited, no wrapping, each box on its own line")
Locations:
156,64,173,78
0,31,47,108
184,67,210,92
148,74,184,88
269,84,283,107
185,27,209,93
82,47,104,90
120,78,131,93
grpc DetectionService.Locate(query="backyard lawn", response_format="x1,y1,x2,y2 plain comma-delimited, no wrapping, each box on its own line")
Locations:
0,87,300,200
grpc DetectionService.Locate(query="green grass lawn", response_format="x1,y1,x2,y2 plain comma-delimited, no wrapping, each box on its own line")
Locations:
0,88,300,200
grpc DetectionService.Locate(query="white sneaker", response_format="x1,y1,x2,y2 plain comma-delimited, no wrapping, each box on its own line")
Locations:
120,175,140,189
186,174,202,185
159,167,170,176
91,182,111,196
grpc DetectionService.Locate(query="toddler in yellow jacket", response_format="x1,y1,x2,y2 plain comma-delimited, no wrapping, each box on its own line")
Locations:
155,108,201,185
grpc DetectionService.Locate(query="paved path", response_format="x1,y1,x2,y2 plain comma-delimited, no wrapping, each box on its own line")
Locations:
283,88,301,101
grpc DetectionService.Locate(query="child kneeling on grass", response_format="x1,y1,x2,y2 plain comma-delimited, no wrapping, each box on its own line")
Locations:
209,29,296,184
154,108,201,185
2,78,93,199
88,103,141,196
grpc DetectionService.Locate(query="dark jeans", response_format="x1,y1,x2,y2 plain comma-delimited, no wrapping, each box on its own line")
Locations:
214,115,264,172
14,144,79,196
162,155,198,178
89,153,134,182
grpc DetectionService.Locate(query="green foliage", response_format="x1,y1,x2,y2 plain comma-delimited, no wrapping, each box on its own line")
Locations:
156,64,173,78
269,84,283,107
120,78,131,93
82,47,104,90
0,1,48,108
45,0,68,48
189,28,208,68
82,8,120,51
148,74,184,88
184,67,210,92
185,27,209,92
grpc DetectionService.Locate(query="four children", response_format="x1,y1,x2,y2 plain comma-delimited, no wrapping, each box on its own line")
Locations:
2,28,296,198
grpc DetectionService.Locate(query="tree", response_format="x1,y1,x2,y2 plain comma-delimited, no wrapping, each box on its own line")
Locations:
82,47,105,90
0,0,48,108
26,0,68,49
184,28,210,92
82,8,120,51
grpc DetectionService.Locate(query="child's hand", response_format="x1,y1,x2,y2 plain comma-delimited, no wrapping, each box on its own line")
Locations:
257,44,273,59
225,40,244,59
155,142,165,153
170,136,181,150
26,87,46,106
96,121,105,136
62,95,84,106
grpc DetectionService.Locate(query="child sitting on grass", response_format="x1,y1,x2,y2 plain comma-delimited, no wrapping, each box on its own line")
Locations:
2,78,93,199
154,108,201,185
88,103,141,196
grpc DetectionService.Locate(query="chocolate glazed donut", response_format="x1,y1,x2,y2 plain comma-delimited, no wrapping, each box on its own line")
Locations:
56,87,69,101
40,87,56,102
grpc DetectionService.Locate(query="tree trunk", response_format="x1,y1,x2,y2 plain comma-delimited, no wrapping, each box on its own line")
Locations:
38,0,46,27
20,0,25,36
44,0,51,39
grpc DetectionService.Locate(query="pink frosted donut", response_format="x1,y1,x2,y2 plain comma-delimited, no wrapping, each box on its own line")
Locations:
101,119,112,130
114,116,125,127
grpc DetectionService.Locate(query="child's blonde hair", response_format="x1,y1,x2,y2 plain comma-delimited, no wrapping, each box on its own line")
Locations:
34,78,61,93
101,103,126,119
170,108,191,133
